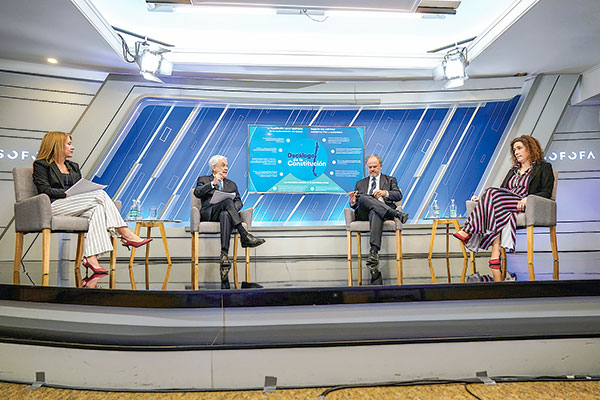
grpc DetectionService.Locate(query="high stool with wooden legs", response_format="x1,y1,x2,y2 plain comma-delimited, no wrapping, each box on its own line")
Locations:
465,171,559,280
343,201,404,286
190,189,254,290
13,168,120,287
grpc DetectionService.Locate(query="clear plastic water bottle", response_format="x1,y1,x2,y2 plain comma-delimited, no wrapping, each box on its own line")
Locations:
450,198,457,218
128,199,137,220
135,200,142,220
432,199,440,219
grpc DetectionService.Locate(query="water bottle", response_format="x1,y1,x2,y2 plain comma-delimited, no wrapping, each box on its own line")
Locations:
450,199,457,218
128,199,137,220
432,199,440,219
135,200,142,220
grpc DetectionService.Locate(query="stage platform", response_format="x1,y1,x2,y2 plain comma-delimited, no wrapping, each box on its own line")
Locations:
1,252,599,390
2,250,600,290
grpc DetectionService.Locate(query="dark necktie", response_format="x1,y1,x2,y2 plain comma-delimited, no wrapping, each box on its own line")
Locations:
369,177,376,195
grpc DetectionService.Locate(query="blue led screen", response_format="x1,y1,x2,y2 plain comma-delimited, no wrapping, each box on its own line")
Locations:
91,96,520,226
248,125,365,194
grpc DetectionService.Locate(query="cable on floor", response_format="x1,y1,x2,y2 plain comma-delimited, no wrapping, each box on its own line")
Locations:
464,383,484,400
316,374,600,399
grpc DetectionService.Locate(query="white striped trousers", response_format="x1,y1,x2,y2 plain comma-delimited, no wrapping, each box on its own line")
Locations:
51,190,125,257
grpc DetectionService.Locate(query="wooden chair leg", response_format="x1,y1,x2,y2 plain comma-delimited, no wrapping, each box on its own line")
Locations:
356,232,362,286
109,236,117,289
550,225,559,280
74,233,85,288
233,234,240,289
13,232,23,285
41,228,51,286
245,248,250,283
396,230,403,285
191,232,198,290
527,225,535,281
346,231,353,287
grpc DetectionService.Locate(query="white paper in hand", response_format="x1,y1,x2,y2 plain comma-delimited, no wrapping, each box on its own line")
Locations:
210,190,235,205
65,178,107,196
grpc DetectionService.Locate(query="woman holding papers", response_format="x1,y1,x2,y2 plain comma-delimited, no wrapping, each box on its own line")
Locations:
33,131,151,278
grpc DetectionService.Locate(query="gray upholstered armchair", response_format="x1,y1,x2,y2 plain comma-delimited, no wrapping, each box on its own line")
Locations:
466,171,559,280
12,168,120,287
190,189,254,290
343,201,404,286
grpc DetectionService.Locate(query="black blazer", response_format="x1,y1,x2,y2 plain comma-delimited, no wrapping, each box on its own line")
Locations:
193,175,243,212
32,159,82,201
352,174,403,210
501,160,554,199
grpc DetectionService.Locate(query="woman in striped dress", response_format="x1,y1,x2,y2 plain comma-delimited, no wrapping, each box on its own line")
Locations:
33,131,152,287
453,135,555,282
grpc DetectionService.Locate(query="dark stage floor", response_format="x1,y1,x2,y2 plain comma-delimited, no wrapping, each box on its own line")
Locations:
2,250,599,290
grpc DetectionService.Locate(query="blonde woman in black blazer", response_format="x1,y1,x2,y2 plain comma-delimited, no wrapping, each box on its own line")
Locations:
32,131,151,284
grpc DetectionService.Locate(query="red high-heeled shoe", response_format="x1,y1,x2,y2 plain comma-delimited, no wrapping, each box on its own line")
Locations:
452,231,472,244
82,274,103,288
82,257,108,274
120,237,153,250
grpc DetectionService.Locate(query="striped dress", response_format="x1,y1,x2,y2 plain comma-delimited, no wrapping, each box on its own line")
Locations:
463,166,532,253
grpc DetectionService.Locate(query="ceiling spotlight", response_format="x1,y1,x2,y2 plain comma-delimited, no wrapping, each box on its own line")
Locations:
432,47,469,89
135,41,172,83
112,26,174,84
47,57,58,64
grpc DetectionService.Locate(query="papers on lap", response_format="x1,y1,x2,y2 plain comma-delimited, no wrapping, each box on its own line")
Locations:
210,190,235,204
65,179,107,196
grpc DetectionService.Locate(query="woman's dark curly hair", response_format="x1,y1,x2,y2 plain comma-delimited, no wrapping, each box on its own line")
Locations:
510,135,544,166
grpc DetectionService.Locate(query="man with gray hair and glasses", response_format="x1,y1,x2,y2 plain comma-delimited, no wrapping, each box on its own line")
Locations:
194,155,265,289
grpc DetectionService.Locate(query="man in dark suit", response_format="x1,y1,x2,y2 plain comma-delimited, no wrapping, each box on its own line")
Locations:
349,154,408,285
194,155,265,286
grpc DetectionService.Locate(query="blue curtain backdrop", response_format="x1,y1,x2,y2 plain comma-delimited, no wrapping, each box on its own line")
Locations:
92,96,520,226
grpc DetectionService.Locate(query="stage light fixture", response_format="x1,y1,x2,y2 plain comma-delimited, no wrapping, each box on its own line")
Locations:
135,41,172,83
113,27,175,84
432,46,469,89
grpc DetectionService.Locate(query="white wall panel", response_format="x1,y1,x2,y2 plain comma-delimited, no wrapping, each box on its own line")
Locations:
555,104,600,133
0,97,87,132
0,70,100,261
0,71,101,95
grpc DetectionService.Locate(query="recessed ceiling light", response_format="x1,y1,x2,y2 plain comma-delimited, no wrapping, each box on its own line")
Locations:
47,58,58,64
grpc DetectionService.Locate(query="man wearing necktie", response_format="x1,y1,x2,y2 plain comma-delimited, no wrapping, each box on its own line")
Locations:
349,154,408,285
194,155,265,288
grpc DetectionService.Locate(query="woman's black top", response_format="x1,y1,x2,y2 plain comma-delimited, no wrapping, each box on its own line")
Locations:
500,160,554,199
32,159,82,201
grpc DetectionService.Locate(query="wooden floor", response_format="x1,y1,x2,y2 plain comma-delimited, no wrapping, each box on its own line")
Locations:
2,381,600,399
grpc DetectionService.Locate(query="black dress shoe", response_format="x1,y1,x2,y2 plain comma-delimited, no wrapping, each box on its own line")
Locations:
366,249,379,268
220,265,231,289
369,269,383,285
220,253,231,267
390,210,409,224
241,233,266,248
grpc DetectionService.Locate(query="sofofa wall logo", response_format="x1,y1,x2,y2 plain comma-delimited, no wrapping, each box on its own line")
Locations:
545,150,596,161
0,149,37,160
